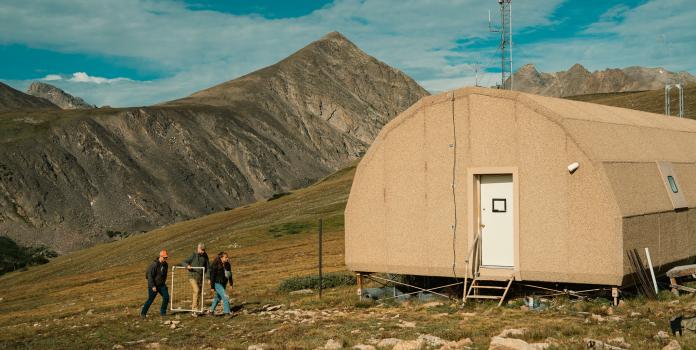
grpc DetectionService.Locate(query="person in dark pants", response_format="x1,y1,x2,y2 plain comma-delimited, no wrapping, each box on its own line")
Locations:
141,249,170,318
209,251,233,315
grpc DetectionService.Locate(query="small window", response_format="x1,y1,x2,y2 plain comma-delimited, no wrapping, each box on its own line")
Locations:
492,198,507,212
668,176,679,193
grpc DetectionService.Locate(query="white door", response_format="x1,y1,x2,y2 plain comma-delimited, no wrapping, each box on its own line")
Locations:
480,174,514,267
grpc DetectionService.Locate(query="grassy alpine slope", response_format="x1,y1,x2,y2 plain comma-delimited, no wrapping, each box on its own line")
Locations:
1,161,696,349
3,94,696,349
567,85,696,119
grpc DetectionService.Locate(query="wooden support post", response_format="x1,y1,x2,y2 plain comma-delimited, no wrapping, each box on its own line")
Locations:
356,273,363,301
318,218,323,299
611,287,619,306
670,277,679,296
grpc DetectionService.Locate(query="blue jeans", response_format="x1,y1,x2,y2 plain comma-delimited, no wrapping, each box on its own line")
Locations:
210,283,230,314
141,285,170,316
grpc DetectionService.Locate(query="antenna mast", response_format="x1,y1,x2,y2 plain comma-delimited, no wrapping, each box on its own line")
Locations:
489,0,513,89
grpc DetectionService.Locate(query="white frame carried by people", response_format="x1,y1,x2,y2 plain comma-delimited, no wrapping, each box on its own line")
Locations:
170,266,206,313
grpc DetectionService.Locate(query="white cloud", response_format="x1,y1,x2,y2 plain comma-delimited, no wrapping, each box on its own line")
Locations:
42,74,62,81
516,0,696,74
0,0,570,106
68,72,131,84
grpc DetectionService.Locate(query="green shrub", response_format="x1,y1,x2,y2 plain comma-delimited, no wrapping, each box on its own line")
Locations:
268,222,312,238
278,272,356,292
0,236,57,275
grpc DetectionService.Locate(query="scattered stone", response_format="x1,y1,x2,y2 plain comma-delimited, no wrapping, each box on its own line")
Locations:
421,301,444,308
124,340,146,346
112,345,124,349
86,309,94,316
590,314,606,322
247,344,268,350
171,320,181,325
417,335,446,347
353,345,376,350
629,312,641,318
662,340,681,350
606,307,614,315
460,312,477,317
163,320,172,325
145,343,160,349
397,321,416,328
585,338,624,350
324,339,344,349
393,339,424,350
498,328,527,338
170,324,176,329
290,289,314,295
608,337,631,349
654,331,671,345
489,336,548,350
265,305,283,312
440,338,473,350
377,339,403,348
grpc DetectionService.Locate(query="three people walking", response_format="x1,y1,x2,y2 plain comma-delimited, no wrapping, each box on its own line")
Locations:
142,246,234,318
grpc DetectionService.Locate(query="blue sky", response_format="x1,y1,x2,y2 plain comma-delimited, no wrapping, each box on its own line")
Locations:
1,0,694,107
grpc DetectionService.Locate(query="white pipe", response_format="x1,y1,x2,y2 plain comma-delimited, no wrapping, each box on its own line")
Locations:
645,248,658,295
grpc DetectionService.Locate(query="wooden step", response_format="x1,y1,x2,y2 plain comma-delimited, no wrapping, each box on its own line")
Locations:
471,285,507,290
465,295,502,300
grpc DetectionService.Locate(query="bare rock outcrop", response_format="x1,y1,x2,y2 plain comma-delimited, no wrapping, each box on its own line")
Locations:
26,82,95,109
510,63,696,97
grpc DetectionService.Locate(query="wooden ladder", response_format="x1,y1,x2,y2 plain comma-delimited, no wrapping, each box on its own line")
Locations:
464,276,514,307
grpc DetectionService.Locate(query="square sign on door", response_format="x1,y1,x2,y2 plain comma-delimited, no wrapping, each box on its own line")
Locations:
492,198,507,213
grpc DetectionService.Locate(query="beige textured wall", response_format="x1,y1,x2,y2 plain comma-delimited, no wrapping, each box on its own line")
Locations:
346,87,696,286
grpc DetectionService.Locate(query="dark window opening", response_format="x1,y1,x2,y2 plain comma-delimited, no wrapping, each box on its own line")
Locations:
668,176,679,193
492,198,507,212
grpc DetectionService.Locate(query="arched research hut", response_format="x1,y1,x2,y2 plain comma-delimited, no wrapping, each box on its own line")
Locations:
345,87,696,296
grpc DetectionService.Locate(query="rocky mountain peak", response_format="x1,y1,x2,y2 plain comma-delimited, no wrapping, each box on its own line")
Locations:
168,31,428,144
26,82,94,110
511,63,696,97
567,63,590,75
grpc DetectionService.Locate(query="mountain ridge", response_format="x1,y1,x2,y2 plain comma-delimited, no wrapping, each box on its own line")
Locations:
0,32,428,252
510,63,696,97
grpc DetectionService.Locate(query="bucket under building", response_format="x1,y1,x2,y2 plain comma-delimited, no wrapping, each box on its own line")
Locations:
345,87,696,288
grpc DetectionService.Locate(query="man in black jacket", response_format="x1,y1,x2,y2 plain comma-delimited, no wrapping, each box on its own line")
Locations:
178,243,209,311
141,249,170,318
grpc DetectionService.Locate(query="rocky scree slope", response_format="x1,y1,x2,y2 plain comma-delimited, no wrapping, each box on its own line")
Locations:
0,32,428,252
510,63,696,97
26,82,95,109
